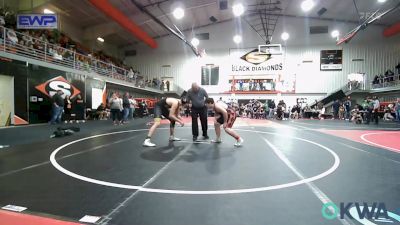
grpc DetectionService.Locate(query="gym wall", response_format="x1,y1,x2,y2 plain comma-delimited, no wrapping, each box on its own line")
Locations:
125,17,400,96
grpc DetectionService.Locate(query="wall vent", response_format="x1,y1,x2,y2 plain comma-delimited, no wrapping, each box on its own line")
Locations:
310,26,328,34
195,33,210,40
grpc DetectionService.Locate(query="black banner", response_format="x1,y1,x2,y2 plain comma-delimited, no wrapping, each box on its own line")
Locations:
320,50,343,71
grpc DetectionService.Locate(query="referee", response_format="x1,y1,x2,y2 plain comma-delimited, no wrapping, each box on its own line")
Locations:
187,82,209,141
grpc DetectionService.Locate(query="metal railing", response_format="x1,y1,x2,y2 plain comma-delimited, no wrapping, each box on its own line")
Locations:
371,74,400,89
0,25,162,92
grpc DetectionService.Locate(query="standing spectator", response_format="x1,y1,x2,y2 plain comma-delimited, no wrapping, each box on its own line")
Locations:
249,79,253,91
332,100,340,119
268,100,276,118
395,98,400,122
344,97,352,121
74,94,85,123
166,80,170,92
339,104,345,120
365,97,374,124
239,80,243,91
128,68,134,82
372,96,380,125
109,93,123,125
259,80,264,91
49,90,64,125
64,95,72,123
122,92,131,123
129,96,137,119
160,80,165,91
187,82,209,141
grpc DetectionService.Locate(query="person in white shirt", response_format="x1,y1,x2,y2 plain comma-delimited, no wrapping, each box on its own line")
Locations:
129,97,137,119
372,96,380,124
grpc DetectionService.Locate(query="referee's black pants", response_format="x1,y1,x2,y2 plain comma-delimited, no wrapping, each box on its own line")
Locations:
191,106,208,137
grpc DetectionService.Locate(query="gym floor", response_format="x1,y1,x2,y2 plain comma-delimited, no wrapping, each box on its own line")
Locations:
0,118,399,225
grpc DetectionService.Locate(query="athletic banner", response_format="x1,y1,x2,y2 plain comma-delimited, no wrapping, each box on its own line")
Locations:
320,50,343,71
229,48,284,76
29,71,85,123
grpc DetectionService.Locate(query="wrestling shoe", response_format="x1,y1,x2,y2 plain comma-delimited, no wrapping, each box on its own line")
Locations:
234,138,244,147
211,138,222,143
143,139,156,147
169,136,181,141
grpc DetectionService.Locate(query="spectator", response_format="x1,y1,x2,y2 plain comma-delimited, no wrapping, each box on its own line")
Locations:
109,93,123,125
395,98,400,122
372,96,380,125
344,97,352,121
96,103,107,120
49,90,64,125
383,104,394,121
122,92,131,123
166,80,170,92
129,96,137,119
6,28,17,45
339,104,345,120
74,94,85,123
332,100,340,119
64,95,72,123
160,80,165,91
268,100,276,118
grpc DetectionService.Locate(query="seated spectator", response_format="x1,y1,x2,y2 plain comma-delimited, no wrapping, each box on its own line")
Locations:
6,28,18,45
318,107,326,120
96,103,108,120
383,104,394,121
351,108,363,124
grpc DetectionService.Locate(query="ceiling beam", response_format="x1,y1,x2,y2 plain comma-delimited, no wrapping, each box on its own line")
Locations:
245,12,388,26
88,0,157,48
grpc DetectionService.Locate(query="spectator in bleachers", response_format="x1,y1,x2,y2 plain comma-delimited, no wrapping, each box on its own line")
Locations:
6,28,17,45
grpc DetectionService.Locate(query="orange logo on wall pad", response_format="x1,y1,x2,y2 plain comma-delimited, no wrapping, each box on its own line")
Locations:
240,49,271,65
35,76,81,98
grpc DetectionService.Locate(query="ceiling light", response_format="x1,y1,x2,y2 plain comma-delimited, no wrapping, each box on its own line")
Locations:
97,37,104,42
301,0,315,12
233,35,242,44
377,0,386,2
173,7,184,19
281,32,289,41
43,9,55,14
331,30,339,38
232,3,245,17
191,38,199,47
